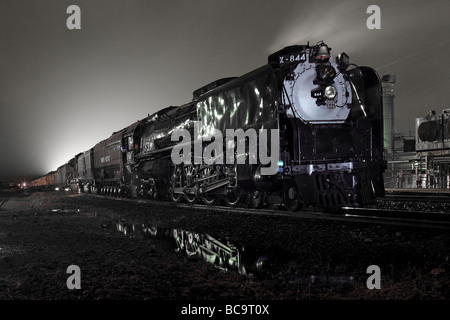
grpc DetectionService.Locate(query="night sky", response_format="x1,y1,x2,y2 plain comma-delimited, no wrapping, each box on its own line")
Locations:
1,0,449,182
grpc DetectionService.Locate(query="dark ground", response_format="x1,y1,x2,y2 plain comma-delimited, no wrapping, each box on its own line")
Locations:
0,188,449,315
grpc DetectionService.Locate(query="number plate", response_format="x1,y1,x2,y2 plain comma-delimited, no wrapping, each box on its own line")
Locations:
279,52,307,65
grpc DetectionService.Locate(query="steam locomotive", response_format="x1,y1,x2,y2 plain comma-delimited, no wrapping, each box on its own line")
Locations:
30,41,386,210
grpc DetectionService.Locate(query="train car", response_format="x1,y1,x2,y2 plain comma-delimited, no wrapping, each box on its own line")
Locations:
122,119,146,197
29,174,50,188
49,170,57,186
66,157,77,190
29,169,58,190
55,164,66,188
133,105,196,200
55,162,72,190
75,149,94,192
92,131,125,195
30,170,58,189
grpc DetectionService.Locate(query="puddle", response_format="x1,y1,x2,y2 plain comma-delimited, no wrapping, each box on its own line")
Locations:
50,208,82,213
50,208,98,219
116,222,247,275
115,221,356,285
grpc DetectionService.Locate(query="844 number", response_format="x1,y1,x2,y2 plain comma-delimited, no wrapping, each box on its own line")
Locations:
279,52,307,65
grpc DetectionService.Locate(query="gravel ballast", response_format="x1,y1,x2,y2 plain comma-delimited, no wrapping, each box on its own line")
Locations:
1,189,449,305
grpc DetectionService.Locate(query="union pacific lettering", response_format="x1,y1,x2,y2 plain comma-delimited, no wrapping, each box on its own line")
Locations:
100,155,111,164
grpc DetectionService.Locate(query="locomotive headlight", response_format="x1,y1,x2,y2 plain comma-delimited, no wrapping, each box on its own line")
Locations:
324,86,337,100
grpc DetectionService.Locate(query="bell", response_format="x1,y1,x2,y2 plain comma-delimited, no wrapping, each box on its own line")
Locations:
315,44,330,60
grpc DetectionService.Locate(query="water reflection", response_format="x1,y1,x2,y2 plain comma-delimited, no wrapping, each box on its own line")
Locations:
116,222,247,275
116,221,355,285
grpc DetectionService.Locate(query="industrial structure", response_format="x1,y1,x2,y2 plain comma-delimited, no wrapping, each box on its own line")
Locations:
382,74,450,190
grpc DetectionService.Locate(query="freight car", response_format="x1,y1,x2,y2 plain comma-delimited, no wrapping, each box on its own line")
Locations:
31,41,386,210
28,170,56,189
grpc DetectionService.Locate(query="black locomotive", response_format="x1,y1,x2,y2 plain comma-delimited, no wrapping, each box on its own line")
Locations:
31,41,386,210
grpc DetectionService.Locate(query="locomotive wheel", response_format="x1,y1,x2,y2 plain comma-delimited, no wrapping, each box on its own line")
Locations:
183,164,198,204
283,181,301,212
223,188,242,207
202,193,216,205
184,193,197,204
249,190,265,209
169,190,182,203
199,166,216,205
170,165,183,203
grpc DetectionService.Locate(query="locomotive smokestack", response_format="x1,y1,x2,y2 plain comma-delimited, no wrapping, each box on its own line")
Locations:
382,74,396,156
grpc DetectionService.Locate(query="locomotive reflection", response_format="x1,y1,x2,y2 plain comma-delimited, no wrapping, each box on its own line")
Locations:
116,221,356,284
116,221,247,275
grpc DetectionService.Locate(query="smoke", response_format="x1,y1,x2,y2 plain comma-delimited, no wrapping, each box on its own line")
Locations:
267,2,368,56
266,0,450,133
1,0,450,181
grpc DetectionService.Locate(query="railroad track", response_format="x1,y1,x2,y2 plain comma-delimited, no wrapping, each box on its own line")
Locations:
338,207,450,230
383,194,450,203
176,202,450,231
86,193,450,231
384,188,450,202
0,196,9,208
